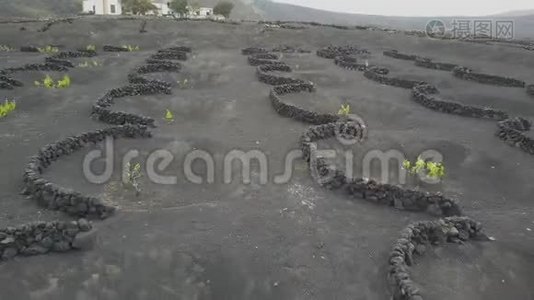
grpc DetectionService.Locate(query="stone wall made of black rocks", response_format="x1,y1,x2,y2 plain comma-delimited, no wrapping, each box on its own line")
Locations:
453,66,526,88
0,75,23,89
316,45,370,59
271,45,311,53
5,62,69,72
383,49,421,61
136,60,182,74
333,56,389,74
38,18,74,33
3,44,192,262
51,50,97,59
0,219,92,261
258,64,292,73
103,45,130,52
388,217,487,300
496,117,534,155
412,84,509,120
45,57,75,68
414,58,458,71
150,50,188,61
364,69,427,89
20,46,40,52
297,121,461,216
256,68,305,85
248,57,287,67
346,178,462,216
22,125,151,218
241,46,499,300
241,47,268,55
92,46,188,127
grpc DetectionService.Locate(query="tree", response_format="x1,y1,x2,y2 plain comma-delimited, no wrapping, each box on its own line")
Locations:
169,0,188,16
122,0,157,15
213,1,234,18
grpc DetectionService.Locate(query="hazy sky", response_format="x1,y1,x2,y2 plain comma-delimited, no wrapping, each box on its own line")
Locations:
272,0,534,16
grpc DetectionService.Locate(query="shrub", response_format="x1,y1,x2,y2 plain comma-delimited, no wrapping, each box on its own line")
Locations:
213,1,234,18
403,157,446,180
122,45,140,52
338,104,350,116
34,74,71,89
124,162,142,195
56,75,71,88
86,44,96,51
0,45,14,52
170,0,188,15
165,109,174,123
78,60,101,68
0,99,16,118
38,45,59,54
177,78,189,89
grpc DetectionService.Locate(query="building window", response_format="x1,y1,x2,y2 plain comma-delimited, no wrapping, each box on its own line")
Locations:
110,4,116,13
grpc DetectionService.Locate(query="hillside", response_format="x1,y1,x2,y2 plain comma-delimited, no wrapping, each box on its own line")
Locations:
253,0,534,38
2,0,534,38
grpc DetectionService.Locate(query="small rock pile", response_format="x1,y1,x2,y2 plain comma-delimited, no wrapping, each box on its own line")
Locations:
317,45,370,59
0,219,92,261
22,125,151,218
496,117,534,154
453,66,526,88
412,83,509,120
388,217,487,300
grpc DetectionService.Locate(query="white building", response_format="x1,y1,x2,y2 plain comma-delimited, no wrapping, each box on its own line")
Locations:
82,0,122,15
187,6,213,18
150,0,172,16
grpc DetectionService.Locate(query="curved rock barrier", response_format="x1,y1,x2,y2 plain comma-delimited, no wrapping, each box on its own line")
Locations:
0,75,23,90
271,45,311,53
136,60,182,74
20,46,40,52
92,46,189,127
151,49,188,61
22,125,151,218
453,66,526,88
246,49,463,217
0,219,92,261
383,49,527,89
38,18,74,33
364,69,427,89
496,117,534,154
45,57,75,68
103,45,130,52
4,45,191,263
388,217,488,300
316,45,370,59
414,58,459,71
323,48,513,121
241,46,505,300
0,49,91,89
51,50,97,59
412,84,509,120
383,49,421,61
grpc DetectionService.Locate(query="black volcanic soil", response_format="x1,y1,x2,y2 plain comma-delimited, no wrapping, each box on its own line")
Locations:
0,17,533,300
